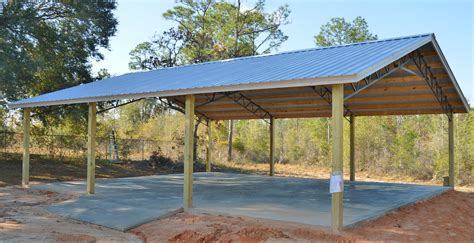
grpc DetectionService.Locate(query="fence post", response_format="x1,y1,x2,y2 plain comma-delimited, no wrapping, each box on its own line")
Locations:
141,139,145,161
3,130,6,153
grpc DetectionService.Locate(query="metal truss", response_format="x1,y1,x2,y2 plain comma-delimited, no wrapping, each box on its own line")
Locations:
225,92,272,123
196,92,238,108
159,97,210,125
97,98,143,114
409,50,453,120
345,53,412,101
311,86,353,121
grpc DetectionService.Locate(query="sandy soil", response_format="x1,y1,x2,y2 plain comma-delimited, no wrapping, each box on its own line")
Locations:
348,190,474,241
131,190,474,242
0,185,140,242
1,185,473,242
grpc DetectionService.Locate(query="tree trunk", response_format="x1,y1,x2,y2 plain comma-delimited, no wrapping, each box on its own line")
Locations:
227,120,233,161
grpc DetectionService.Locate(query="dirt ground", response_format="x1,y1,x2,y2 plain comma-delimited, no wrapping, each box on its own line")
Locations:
1,185,473,242
0,185,140,242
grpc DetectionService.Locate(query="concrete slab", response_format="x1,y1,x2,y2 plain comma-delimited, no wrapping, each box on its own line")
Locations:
34,172,449,231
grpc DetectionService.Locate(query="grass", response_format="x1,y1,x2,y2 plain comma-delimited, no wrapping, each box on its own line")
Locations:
1,152,473,192
0,153,260,187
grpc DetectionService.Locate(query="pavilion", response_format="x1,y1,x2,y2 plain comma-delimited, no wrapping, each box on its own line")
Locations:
8,33,470,230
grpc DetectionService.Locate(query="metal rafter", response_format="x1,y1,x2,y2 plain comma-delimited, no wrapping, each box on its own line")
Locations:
196,92,238,108
97,98,143,114
225,92,272,123
160,97,210,125
311,86,353,121
345,53,412,101
409,50,453,120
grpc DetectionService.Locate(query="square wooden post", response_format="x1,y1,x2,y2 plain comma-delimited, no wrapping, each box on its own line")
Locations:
448,114,454,187
206,121,212,172
184,95,195,210
349,115,355,182
269,117,275,176
87,102,97,194
331,84,344,231
22,108,31,188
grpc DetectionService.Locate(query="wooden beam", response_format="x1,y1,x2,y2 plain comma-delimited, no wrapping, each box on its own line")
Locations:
349,115,355,182
449,114,454,187
22,108,31,188
184,95,195,210
331,84,344,231
87,102,97,194
206,121,212,172
269,117,275,176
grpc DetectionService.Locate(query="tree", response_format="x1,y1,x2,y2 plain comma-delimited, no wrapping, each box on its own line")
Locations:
313,16,378,145
0,1,118,128
129,28,185,70
314,16,377,47
129,0,290,69
129,0,290,161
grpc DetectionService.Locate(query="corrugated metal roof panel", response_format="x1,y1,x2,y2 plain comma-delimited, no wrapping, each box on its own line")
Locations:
8,34,443,108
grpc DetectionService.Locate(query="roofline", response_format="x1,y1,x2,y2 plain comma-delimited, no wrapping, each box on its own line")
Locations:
7,74,358,109
429,35,471,113
109,33,435,74
355,34,433,81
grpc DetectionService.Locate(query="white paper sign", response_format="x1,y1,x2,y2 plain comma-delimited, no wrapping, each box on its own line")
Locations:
330,174,344,193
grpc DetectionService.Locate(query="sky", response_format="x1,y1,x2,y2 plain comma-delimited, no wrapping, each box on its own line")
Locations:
92,0,474,103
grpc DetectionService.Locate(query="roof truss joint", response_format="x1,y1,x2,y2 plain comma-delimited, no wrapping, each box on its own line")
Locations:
225,92,272,123
311,86,353,121
410,50,453,120
345,52,413,101
159,97,209,125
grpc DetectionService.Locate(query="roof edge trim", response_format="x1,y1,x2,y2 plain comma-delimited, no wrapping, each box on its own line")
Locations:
430,36,470,113
8,74,358,109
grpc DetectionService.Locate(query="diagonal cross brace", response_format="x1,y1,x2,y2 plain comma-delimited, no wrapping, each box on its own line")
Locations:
97,98,143,114
159,97,210,125
311,86,353,121
196,92,238,108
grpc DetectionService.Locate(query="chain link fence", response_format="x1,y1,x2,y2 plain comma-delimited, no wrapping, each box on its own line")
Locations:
0,130,183,162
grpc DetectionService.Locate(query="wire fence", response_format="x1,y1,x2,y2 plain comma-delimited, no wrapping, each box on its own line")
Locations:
0,130,183,162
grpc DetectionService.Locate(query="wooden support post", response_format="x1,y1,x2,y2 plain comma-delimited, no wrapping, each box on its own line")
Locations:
228,120,233,162
269,117,275,176
448,114,454,187
87,103,97,194
206,121,212,172
349,115,355,182
22,108,31,187
331,84,344,231
184,95,195,210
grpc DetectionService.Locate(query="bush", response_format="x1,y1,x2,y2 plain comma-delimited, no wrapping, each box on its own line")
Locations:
148,148,174,168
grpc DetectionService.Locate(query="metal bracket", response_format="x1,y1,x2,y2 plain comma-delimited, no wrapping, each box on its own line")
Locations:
409,50,453,120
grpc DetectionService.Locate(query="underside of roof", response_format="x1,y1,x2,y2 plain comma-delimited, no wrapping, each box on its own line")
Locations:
8,33,470,120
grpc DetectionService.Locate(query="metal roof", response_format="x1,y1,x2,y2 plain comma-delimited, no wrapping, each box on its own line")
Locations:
8,33,470,116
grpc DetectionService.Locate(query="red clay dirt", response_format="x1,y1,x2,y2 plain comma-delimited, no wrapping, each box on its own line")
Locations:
130,190,474,242
1,186,473,242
